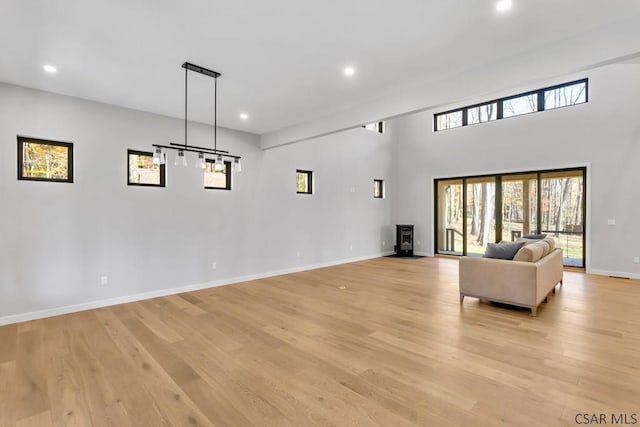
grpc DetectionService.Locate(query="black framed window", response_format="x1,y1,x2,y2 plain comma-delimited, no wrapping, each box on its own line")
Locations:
127,149,165,187
434,78,588,131
374,179,384,198
434,167,586,268
204,159,232,190
17,136,73,183
296,170,313,194
434,110,463,131
363,121,385,133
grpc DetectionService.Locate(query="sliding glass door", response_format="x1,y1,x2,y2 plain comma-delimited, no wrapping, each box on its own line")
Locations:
434,167,585,267
540,170,585,267
501,173,538,242
466,177,496,256
436,179,463,255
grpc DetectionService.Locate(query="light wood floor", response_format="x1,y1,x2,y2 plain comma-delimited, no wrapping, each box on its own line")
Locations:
1,257,639,426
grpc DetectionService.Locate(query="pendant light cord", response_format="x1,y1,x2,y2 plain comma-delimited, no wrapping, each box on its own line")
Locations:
214,78,217,152
185,65,188,148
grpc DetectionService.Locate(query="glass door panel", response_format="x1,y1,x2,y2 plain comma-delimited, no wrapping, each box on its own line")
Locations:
501,174,537,242
540,170,585,267
466,177,495,256
436,179,464,255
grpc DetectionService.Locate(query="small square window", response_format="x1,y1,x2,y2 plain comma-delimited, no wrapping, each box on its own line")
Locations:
17,136,73,182
374,179,384,198
205,159,232,190
296,170,313,194
363,121,385,133
127,149,165,187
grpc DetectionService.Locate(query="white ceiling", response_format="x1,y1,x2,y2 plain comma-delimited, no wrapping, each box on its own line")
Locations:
1,0,640,135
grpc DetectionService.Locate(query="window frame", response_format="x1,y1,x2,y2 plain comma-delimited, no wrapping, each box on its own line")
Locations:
127,149,166,188
374,179,385,199
204,159,232,190
433,78,588,131
363,121,385,133
296,169,313,195
17,136,74,183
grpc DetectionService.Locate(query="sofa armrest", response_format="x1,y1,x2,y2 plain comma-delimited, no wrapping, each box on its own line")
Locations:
534,248,563,302
459,256,538,306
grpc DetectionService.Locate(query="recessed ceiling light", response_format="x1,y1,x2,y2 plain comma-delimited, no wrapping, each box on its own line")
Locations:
496,0,512,12
43,65,57,73
240,113,248,120
343,66,355,77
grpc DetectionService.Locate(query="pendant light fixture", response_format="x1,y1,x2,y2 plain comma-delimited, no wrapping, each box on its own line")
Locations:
196,152,206,169
152,62,242,176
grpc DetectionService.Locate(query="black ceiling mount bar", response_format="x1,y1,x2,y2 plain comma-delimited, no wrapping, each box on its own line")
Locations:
168,142,228,154
182,62,221,79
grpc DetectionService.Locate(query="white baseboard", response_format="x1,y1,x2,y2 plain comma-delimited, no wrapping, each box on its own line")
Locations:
587,269,640,280
0,252,395,326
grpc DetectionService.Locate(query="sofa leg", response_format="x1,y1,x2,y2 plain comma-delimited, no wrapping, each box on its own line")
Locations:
544,296,548,303
531,307,537,317
560,278,563,286
459,294,465,304
552,287,556,294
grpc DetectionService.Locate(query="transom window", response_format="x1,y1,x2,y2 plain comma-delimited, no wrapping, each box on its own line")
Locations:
434,79,588,131
363,121,385,133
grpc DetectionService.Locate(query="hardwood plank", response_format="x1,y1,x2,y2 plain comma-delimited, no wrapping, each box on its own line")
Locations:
13,329,50,421
0,361,17,426
0,323,17,363
1,257,640,425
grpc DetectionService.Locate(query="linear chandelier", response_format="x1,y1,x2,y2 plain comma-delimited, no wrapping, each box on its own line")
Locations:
152,62,242,173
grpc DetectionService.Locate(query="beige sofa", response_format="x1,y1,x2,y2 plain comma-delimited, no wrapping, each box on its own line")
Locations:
459,240,563,316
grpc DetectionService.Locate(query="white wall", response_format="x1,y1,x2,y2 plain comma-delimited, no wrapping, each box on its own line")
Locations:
260,18,640,149
390,64,640,278
0,83,394,323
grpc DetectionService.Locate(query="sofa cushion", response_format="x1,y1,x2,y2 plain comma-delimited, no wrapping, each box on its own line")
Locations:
517,237,551,253
513,241,547,262
483,241,526,260
543,237,556,251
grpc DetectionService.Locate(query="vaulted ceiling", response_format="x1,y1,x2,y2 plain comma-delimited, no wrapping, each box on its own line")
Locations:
2,0,639,139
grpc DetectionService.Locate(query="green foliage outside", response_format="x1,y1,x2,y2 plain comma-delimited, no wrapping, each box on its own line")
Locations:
22,142,69,179
297,172,308,193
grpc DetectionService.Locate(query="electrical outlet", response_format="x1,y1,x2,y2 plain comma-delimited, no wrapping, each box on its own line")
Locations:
608,219,616,226
211,262,217,270
634,257,640,264
100,276,108,286
296,251,300,257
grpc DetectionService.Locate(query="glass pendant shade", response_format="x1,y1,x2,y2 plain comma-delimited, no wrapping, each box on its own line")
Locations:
153,147,163,165
196,152,206,169
214,154,224,171
175,150,187,167
233,158,242,172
